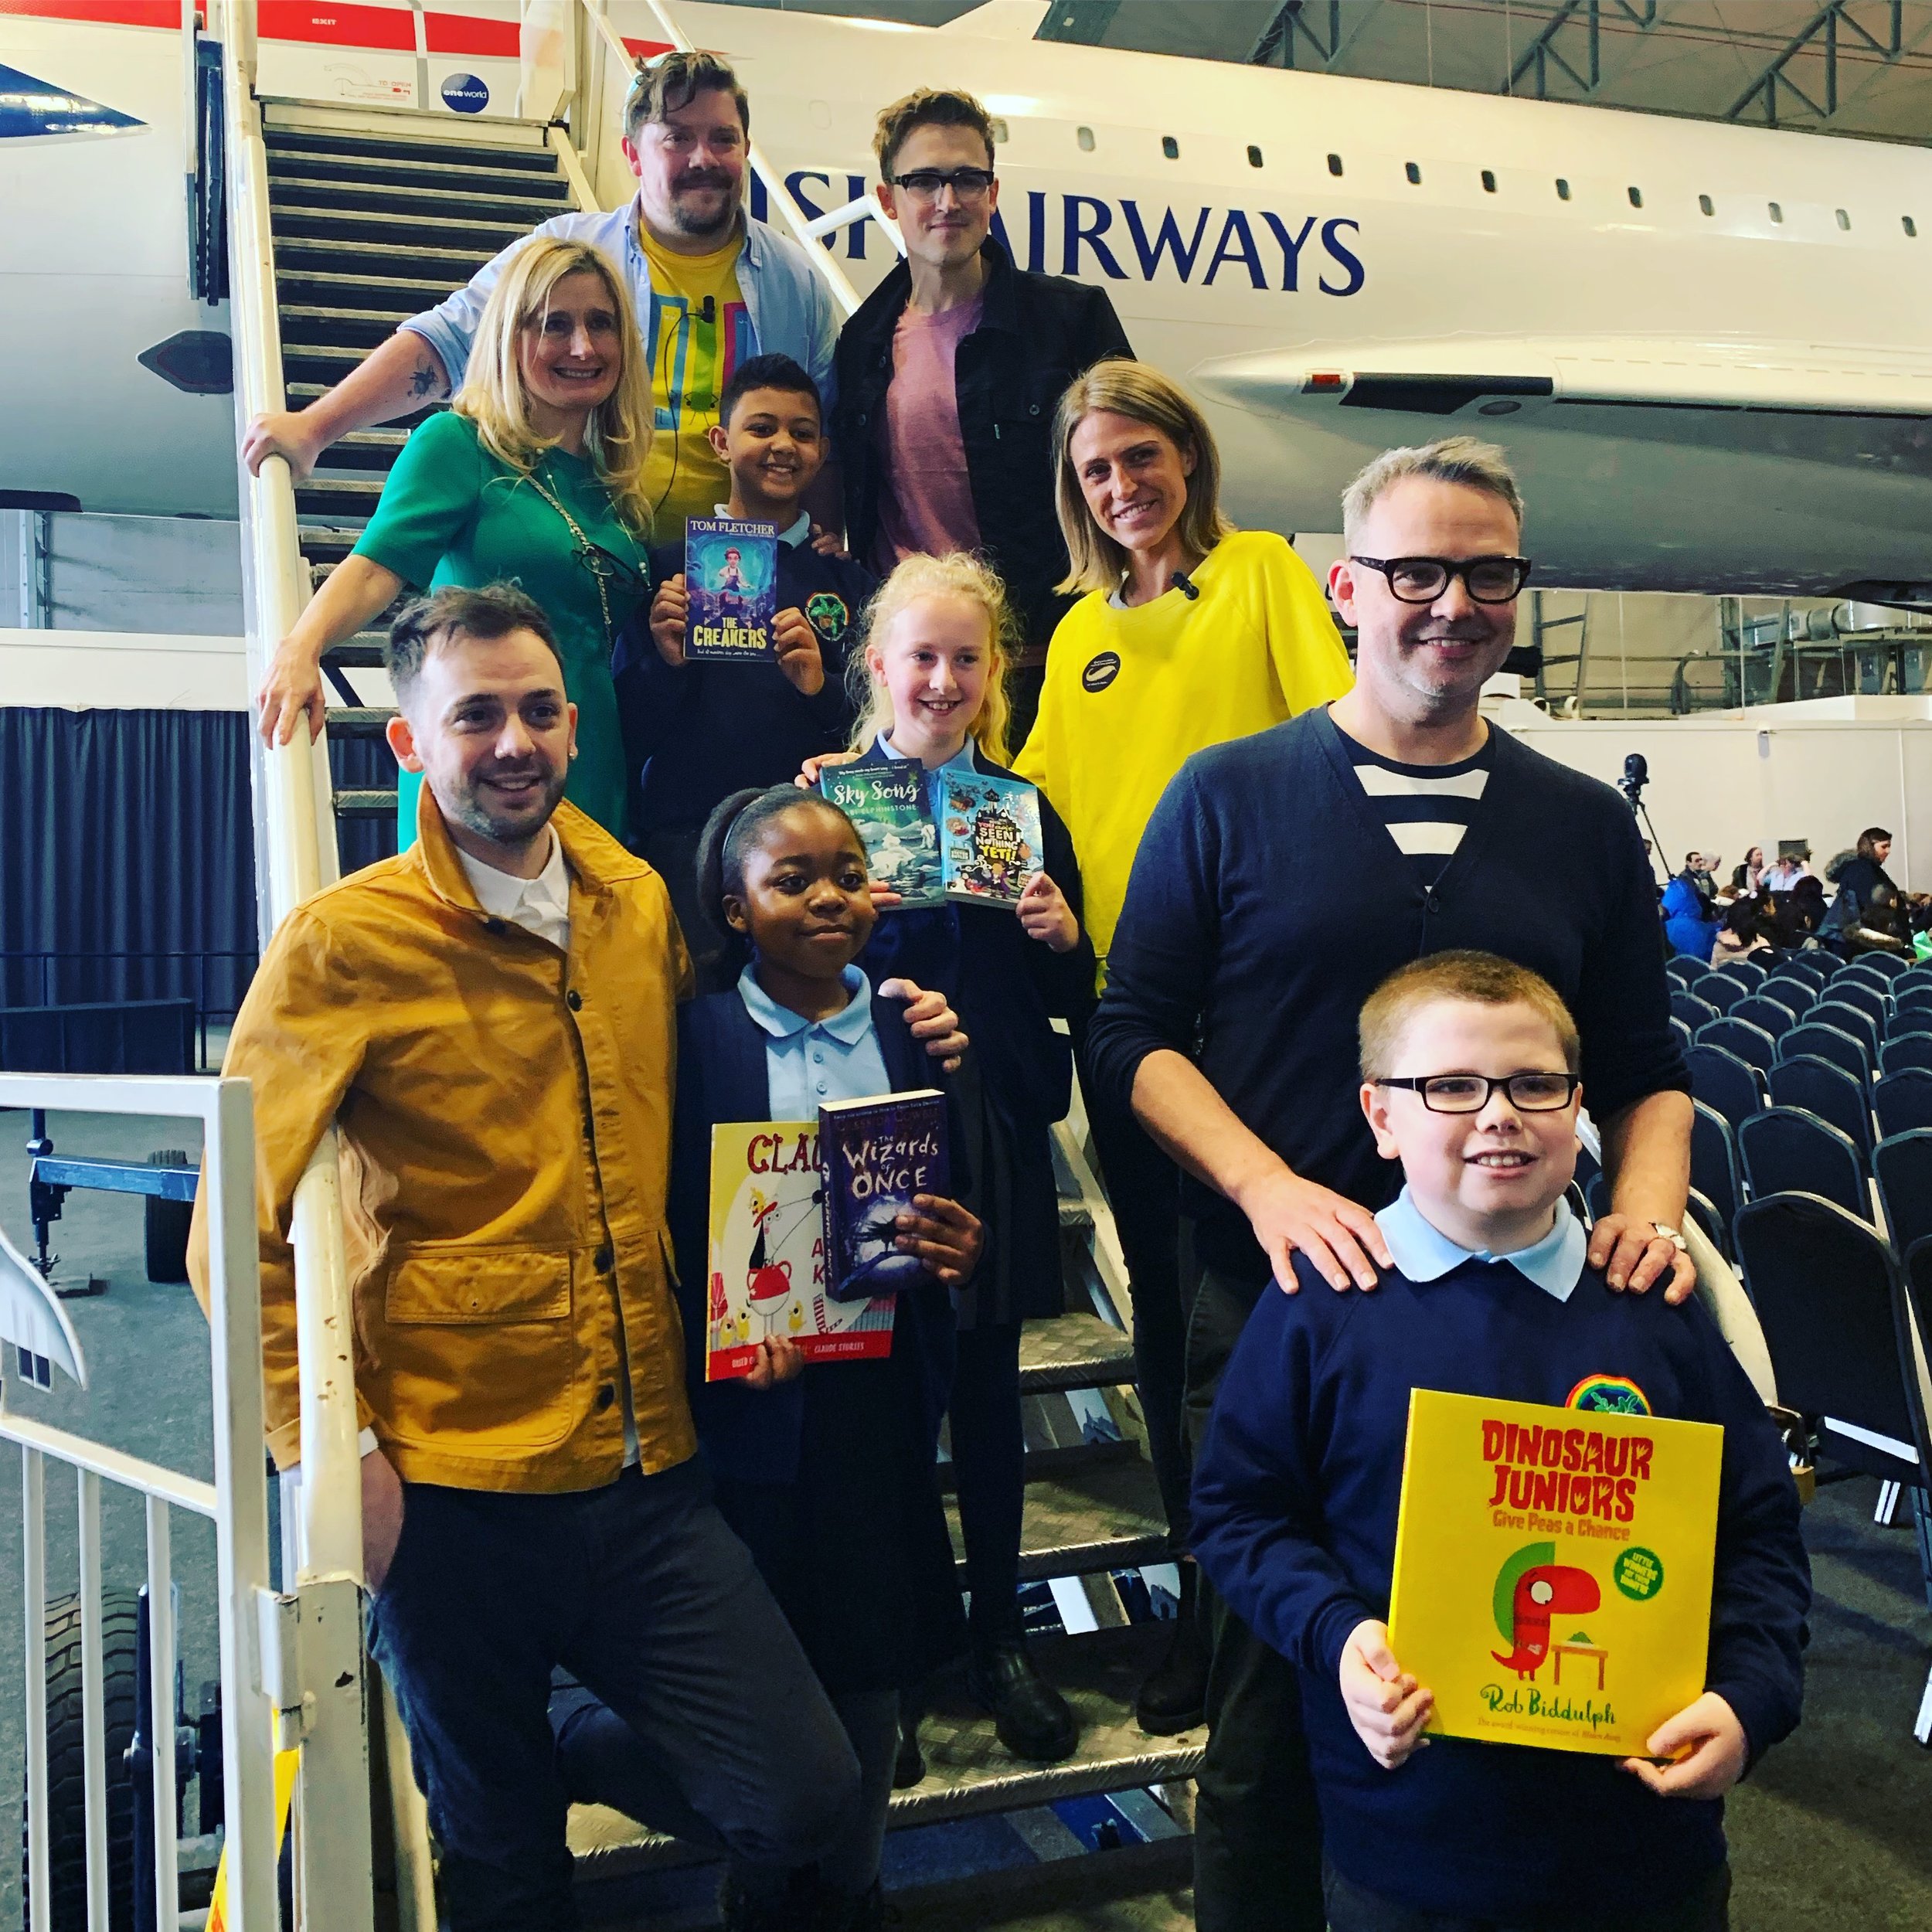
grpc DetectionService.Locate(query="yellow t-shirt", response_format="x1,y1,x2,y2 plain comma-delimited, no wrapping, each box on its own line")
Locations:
1013,530,1354,979
640,228,750,534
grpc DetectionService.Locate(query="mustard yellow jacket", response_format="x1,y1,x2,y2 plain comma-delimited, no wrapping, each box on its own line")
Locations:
189,795,697,1490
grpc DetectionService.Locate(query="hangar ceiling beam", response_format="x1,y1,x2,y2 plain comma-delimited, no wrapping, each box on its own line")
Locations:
1723,0,1904,126
1504,0,1661,102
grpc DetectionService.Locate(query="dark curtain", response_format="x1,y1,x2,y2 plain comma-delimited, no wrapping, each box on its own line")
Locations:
1,709,400,1019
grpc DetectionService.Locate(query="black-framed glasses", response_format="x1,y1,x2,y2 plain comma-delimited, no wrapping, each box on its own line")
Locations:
889,166,996,202
1375,1073,1580,1114
1349,555,1533,604
574,542,645,594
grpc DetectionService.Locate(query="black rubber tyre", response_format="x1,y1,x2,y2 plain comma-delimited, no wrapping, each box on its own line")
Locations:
20,1588,140,1930
144,1150,192,1285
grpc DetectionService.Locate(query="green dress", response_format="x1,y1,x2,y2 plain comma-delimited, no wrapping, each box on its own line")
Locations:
352,410,649,844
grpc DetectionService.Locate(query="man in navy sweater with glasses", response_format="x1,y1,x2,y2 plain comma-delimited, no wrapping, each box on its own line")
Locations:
1085,436,1697,1932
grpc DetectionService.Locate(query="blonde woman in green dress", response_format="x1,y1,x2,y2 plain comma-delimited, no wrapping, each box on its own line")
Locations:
257,235,654,842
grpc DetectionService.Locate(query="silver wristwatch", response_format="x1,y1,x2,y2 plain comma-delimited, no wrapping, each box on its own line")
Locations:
1649,1221,1689,1253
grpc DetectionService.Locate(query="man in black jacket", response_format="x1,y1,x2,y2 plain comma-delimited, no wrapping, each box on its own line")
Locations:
834,87,1131,747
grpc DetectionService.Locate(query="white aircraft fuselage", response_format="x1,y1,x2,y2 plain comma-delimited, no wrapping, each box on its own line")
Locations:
9,0,1932,597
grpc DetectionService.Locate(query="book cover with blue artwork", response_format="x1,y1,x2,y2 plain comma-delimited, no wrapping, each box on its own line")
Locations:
818,1091,950,1302
705,1121,896,1381
820,764,944,909
937,768,1043,910
685,515,777,662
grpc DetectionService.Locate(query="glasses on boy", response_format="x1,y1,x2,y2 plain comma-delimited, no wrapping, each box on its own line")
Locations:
1374,1073,1580,1114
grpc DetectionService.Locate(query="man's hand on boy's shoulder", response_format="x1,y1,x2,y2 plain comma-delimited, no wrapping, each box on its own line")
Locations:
1621,1692,1747,1800
1588,1213,1699,1305
1339,1620,1433,1770
1236,1163,1393,1294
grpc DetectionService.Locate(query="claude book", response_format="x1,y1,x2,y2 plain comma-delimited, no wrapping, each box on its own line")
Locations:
685,516,777,662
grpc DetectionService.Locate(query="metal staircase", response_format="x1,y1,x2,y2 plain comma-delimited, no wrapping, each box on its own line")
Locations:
248,87,1192,1920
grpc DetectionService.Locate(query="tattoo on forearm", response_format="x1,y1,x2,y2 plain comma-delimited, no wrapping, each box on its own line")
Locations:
408,355,447,400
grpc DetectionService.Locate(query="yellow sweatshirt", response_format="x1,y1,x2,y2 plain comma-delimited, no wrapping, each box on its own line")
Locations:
1014,530,1353,978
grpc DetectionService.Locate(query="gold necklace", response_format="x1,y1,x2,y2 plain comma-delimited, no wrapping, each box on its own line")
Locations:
526,462,638,645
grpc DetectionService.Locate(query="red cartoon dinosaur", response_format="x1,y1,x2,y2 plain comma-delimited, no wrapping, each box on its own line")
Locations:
1492,1561,1600,1679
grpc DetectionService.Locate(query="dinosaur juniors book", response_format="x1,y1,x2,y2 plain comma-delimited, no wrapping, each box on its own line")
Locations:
685,516,777,662
818,1090,949,1303
704,1121,896,1381
937,769,1043,911
1387,1388,1723,1757
819,764,944,910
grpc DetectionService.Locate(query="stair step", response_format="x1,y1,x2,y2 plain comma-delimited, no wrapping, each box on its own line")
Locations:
270,202,536,252
280,303,415,351
287,384,440,435
335,787,400,819
265,140,568,198
301,526,365,567
276,266,481,313
322,641,389,668
273,235,502,282
324,707,397,740
268,172,568,225
1018,1311,1134,1396
939,1436,1135,1495
566,1621,1202,1882
261,114,558,171
311,428,410,475
955,1454,1166,1583
295,474,385,521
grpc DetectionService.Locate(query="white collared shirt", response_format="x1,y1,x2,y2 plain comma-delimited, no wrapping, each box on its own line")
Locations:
455,828,572,953
714,502,813,550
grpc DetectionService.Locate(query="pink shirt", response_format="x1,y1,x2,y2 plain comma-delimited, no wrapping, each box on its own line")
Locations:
873,295,984,570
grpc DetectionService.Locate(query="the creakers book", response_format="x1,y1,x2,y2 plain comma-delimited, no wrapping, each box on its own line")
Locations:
1388,1389,1723,1757
685,515,777,662
820,764,1044,913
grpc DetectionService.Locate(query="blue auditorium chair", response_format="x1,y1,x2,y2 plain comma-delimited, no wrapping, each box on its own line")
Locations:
1672,991,1720,1032
1689,1101,1742,1256
1733,994,1798,1039
1764,970,1818,1015
1695,1017,1775,1077
1670,1015,1692,1053
1770,1053,1874,1157
1895,984,1932,1023
1779,1021,1870,1086
1686,1043,1764,1132
1713,957,1768,991
1856,951,1912,981
1876,1069,1932,1142
1736,1107,1867,1219
1882,1032,1932,1079
1665,956,1703,989
1811,999,1880,1061
1875,1130,1932,1258
1831,979,1890,1033
1692,974,1746,1015
1685,1188,1726,1258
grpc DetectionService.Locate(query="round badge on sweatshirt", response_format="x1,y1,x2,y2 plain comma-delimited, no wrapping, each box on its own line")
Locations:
1082,650,1121,693
805,591,849,641
1565,1374,1651,1417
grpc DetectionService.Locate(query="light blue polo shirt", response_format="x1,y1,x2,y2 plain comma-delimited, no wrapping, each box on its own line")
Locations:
737,963,891,1117
1374,1188,1588,1302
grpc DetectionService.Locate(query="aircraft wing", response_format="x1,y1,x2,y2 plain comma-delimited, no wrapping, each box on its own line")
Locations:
1192,335,1932,423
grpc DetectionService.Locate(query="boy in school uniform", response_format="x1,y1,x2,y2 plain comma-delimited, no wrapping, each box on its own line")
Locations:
1191,951,1808,1932
615,353,875,967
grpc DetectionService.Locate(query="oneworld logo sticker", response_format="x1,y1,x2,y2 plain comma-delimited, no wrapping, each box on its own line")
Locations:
441,73,489,114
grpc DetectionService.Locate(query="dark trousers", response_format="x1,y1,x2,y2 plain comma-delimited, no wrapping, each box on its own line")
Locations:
369,1458,859,1932
1324,1859,1731,1932
1074,1025,1191,1553
950,1321,1027,1644
1186,1262,1325,1932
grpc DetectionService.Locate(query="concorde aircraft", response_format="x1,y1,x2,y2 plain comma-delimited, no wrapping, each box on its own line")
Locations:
8,0,1932,599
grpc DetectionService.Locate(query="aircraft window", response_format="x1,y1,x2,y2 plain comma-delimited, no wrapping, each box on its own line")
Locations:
1077,125,1094,151
989,117,1009,144
1628,185,1643,208
1406,162,1422,185
1162,135,1179,159
1906,216,1920,237
1248,145,1264,168
1769,201,1784,223
1556,178,1570,200
1836,207,1851,230
1481,169,1497,193
1328,152,1344,176
1699,194,1714,216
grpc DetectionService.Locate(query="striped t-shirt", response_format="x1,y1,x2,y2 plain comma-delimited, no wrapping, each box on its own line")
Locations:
1336,723,1495,884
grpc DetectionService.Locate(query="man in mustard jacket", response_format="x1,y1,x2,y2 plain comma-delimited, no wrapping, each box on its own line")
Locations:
190,583,964,1930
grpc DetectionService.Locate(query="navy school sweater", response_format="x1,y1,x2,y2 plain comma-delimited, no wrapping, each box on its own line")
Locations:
1085,708,1689,1284
1190,1251,1809,1922
613,534,876,837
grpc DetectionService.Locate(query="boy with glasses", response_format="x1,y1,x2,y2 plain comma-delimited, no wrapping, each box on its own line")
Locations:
1192,949,1808,1932
834,87,1134,748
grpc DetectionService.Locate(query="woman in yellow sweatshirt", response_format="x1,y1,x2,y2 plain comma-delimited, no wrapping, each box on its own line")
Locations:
1013,358,1352,1734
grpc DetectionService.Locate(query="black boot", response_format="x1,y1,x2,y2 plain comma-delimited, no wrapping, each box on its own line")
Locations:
965,1632,1079,1763
893,1685,927,1789
1134,1560,1209,1735
719,1868,825,1931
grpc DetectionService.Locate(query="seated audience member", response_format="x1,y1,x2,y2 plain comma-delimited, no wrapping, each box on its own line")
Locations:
1763,842,1811,891
1768,875,1828,951
1661,871,1719,961
1191,950,1809,1932
1680,852,1719,910
1730,847,1766,897
1843,881,1913,958
1711,897,1771,963
616,353,872,966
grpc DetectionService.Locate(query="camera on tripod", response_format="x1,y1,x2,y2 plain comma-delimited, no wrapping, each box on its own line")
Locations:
1617,752,1648,806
